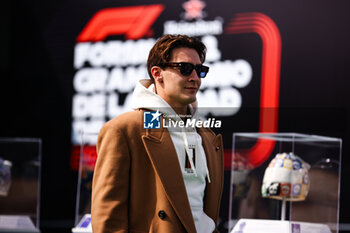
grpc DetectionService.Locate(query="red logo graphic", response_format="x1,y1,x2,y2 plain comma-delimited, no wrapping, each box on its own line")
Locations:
70,145,97,171
225,12,282,168
77,4,164,42
182,0,206,20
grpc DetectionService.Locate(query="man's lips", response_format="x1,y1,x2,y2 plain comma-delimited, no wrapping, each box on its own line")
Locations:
185,87,197,90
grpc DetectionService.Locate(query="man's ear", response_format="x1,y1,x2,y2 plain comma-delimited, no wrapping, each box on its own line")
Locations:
151,66,163,83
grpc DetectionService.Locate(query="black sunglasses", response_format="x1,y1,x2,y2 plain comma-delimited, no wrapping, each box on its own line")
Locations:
158,62,209,78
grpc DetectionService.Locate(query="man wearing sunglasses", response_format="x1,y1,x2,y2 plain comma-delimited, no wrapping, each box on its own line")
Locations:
92,34,224,233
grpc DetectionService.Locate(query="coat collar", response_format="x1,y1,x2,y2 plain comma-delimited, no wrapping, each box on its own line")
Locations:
142,125,222,233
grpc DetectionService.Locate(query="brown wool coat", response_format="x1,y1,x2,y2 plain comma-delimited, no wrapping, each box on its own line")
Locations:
91,109,224,233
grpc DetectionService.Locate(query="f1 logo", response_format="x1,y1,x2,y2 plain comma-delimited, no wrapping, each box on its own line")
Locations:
77,5,164,42
143,110,161,129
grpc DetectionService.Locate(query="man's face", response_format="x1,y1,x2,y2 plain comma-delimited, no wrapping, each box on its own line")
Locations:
154,47,202,110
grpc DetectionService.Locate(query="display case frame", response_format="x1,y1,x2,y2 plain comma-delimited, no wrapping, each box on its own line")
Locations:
0,137,42,233
229,132,342,233
72,132,98,233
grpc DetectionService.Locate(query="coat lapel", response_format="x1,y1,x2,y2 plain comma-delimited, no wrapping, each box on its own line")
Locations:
197,128,224,223
142,127,197,233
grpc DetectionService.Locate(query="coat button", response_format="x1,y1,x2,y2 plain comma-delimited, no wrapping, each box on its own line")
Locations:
158,210,166,220
216,146,220,151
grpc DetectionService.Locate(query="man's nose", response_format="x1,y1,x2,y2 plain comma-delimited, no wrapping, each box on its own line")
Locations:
188,69,200,81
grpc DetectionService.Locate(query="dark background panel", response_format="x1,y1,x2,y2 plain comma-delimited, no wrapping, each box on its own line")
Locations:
1,0,349,232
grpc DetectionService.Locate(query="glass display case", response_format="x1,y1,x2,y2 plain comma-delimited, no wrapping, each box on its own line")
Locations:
229,133,342,233
0,138,42,233
72,132,98,233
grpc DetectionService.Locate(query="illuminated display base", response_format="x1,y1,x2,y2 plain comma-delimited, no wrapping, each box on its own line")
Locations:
0,215,39,233
72,214,92,233
231,219,331,233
